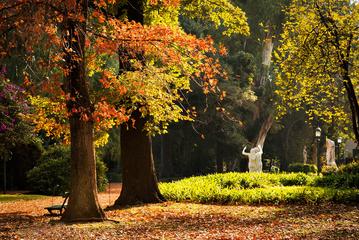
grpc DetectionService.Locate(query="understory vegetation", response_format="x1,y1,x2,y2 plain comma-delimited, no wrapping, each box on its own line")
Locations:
160,171,359,204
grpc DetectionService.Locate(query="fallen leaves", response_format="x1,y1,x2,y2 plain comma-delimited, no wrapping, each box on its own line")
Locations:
0,184,358,239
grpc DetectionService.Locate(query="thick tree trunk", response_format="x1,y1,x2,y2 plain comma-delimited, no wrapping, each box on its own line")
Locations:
62,119,105,221
61,1,105,222
114,110,165,206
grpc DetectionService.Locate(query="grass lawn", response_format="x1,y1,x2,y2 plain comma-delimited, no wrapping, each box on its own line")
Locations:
0,183,358,239
0,194,45,202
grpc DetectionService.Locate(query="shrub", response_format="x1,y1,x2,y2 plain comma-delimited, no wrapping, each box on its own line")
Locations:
311,174,359,189
321,165,338,176
159,172,358,205
287,163,317,174
338,162,359,175
279,173,310,186
27,145,108,195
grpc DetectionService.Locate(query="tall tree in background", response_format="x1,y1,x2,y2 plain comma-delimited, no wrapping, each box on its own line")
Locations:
236,0,290,149
275,0,358,143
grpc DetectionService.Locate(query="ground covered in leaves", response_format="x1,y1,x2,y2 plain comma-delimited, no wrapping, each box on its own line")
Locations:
0,184,358,239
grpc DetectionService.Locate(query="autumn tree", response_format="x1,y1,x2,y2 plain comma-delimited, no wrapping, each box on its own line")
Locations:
275,0,359,143
111,0,249,205
0,0,247,213
113,0,166,206
0,0,106,221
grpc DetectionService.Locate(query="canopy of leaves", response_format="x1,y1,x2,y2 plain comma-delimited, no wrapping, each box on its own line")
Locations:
0,0,249,142
275,0,358,135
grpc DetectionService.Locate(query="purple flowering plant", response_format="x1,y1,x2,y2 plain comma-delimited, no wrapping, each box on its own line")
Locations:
0,73,29,134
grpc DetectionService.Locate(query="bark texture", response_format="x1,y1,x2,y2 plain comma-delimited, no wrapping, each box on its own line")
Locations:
114,110,165,206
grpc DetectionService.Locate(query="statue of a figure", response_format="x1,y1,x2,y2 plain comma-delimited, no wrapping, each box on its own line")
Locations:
326,138,337,168
242,145,263,172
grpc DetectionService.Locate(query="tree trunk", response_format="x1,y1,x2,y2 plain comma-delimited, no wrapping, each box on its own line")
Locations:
61,1,105,222
311,142,318,166
257,24,273,87
114,110,165,206
253,25,275,149
62,119,105,221
342,71,359,143
255,115,274,148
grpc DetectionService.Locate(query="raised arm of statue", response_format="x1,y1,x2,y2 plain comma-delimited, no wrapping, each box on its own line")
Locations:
257,145,263,155
242,146,250,156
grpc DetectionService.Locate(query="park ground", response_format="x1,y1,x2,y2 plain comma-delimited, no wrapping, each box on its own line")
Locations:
0,183,358,240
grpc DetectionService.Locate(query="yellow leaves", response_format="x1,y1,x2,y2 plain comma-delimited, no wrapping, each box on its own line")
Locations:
274,0,358,126
181,0,250,37
27,95,69,144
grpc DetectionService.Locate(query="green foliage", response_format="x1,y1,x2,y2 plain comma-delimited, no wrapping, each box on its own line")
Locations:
321,165,339,176
160,172,359,204
312,174,359,189
287,163,318,174
96,158,109,192
338,162,359,175
27,145,108,195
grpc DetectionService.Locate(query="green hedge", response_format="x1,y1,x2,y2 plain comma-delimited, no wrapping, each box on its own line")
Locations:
159,172,358,205
27,145,108,195
311,173,359,189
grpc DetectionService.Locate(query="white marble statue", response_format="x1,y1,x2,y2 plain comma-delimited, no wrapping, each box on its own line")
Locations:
326,138,337,168
242,145,263,172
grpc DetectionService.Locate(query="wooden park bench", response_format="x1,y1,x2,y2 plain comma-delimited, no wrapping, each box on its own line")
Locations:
45,192,69,215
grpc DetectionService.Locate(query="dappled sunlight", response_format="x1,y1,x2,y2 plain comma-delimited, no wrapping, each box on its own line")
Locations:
1,191,358,239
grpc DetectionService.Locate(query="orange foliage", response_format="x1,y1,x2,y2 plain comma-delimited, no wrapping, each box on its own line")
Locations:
0,0,227,140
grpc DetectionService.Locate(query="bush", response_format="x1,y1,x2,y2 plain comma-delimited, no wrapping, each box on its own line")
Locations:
311,174,359,189
159,172,358,205
27,145,108,195
338,162,359,174
321,165,338,176
279,173,310,186
287,163,317,174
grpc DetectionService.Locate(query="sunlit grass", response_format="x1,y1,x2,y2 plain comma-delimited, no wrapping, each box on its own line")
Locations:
0,194,45,202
